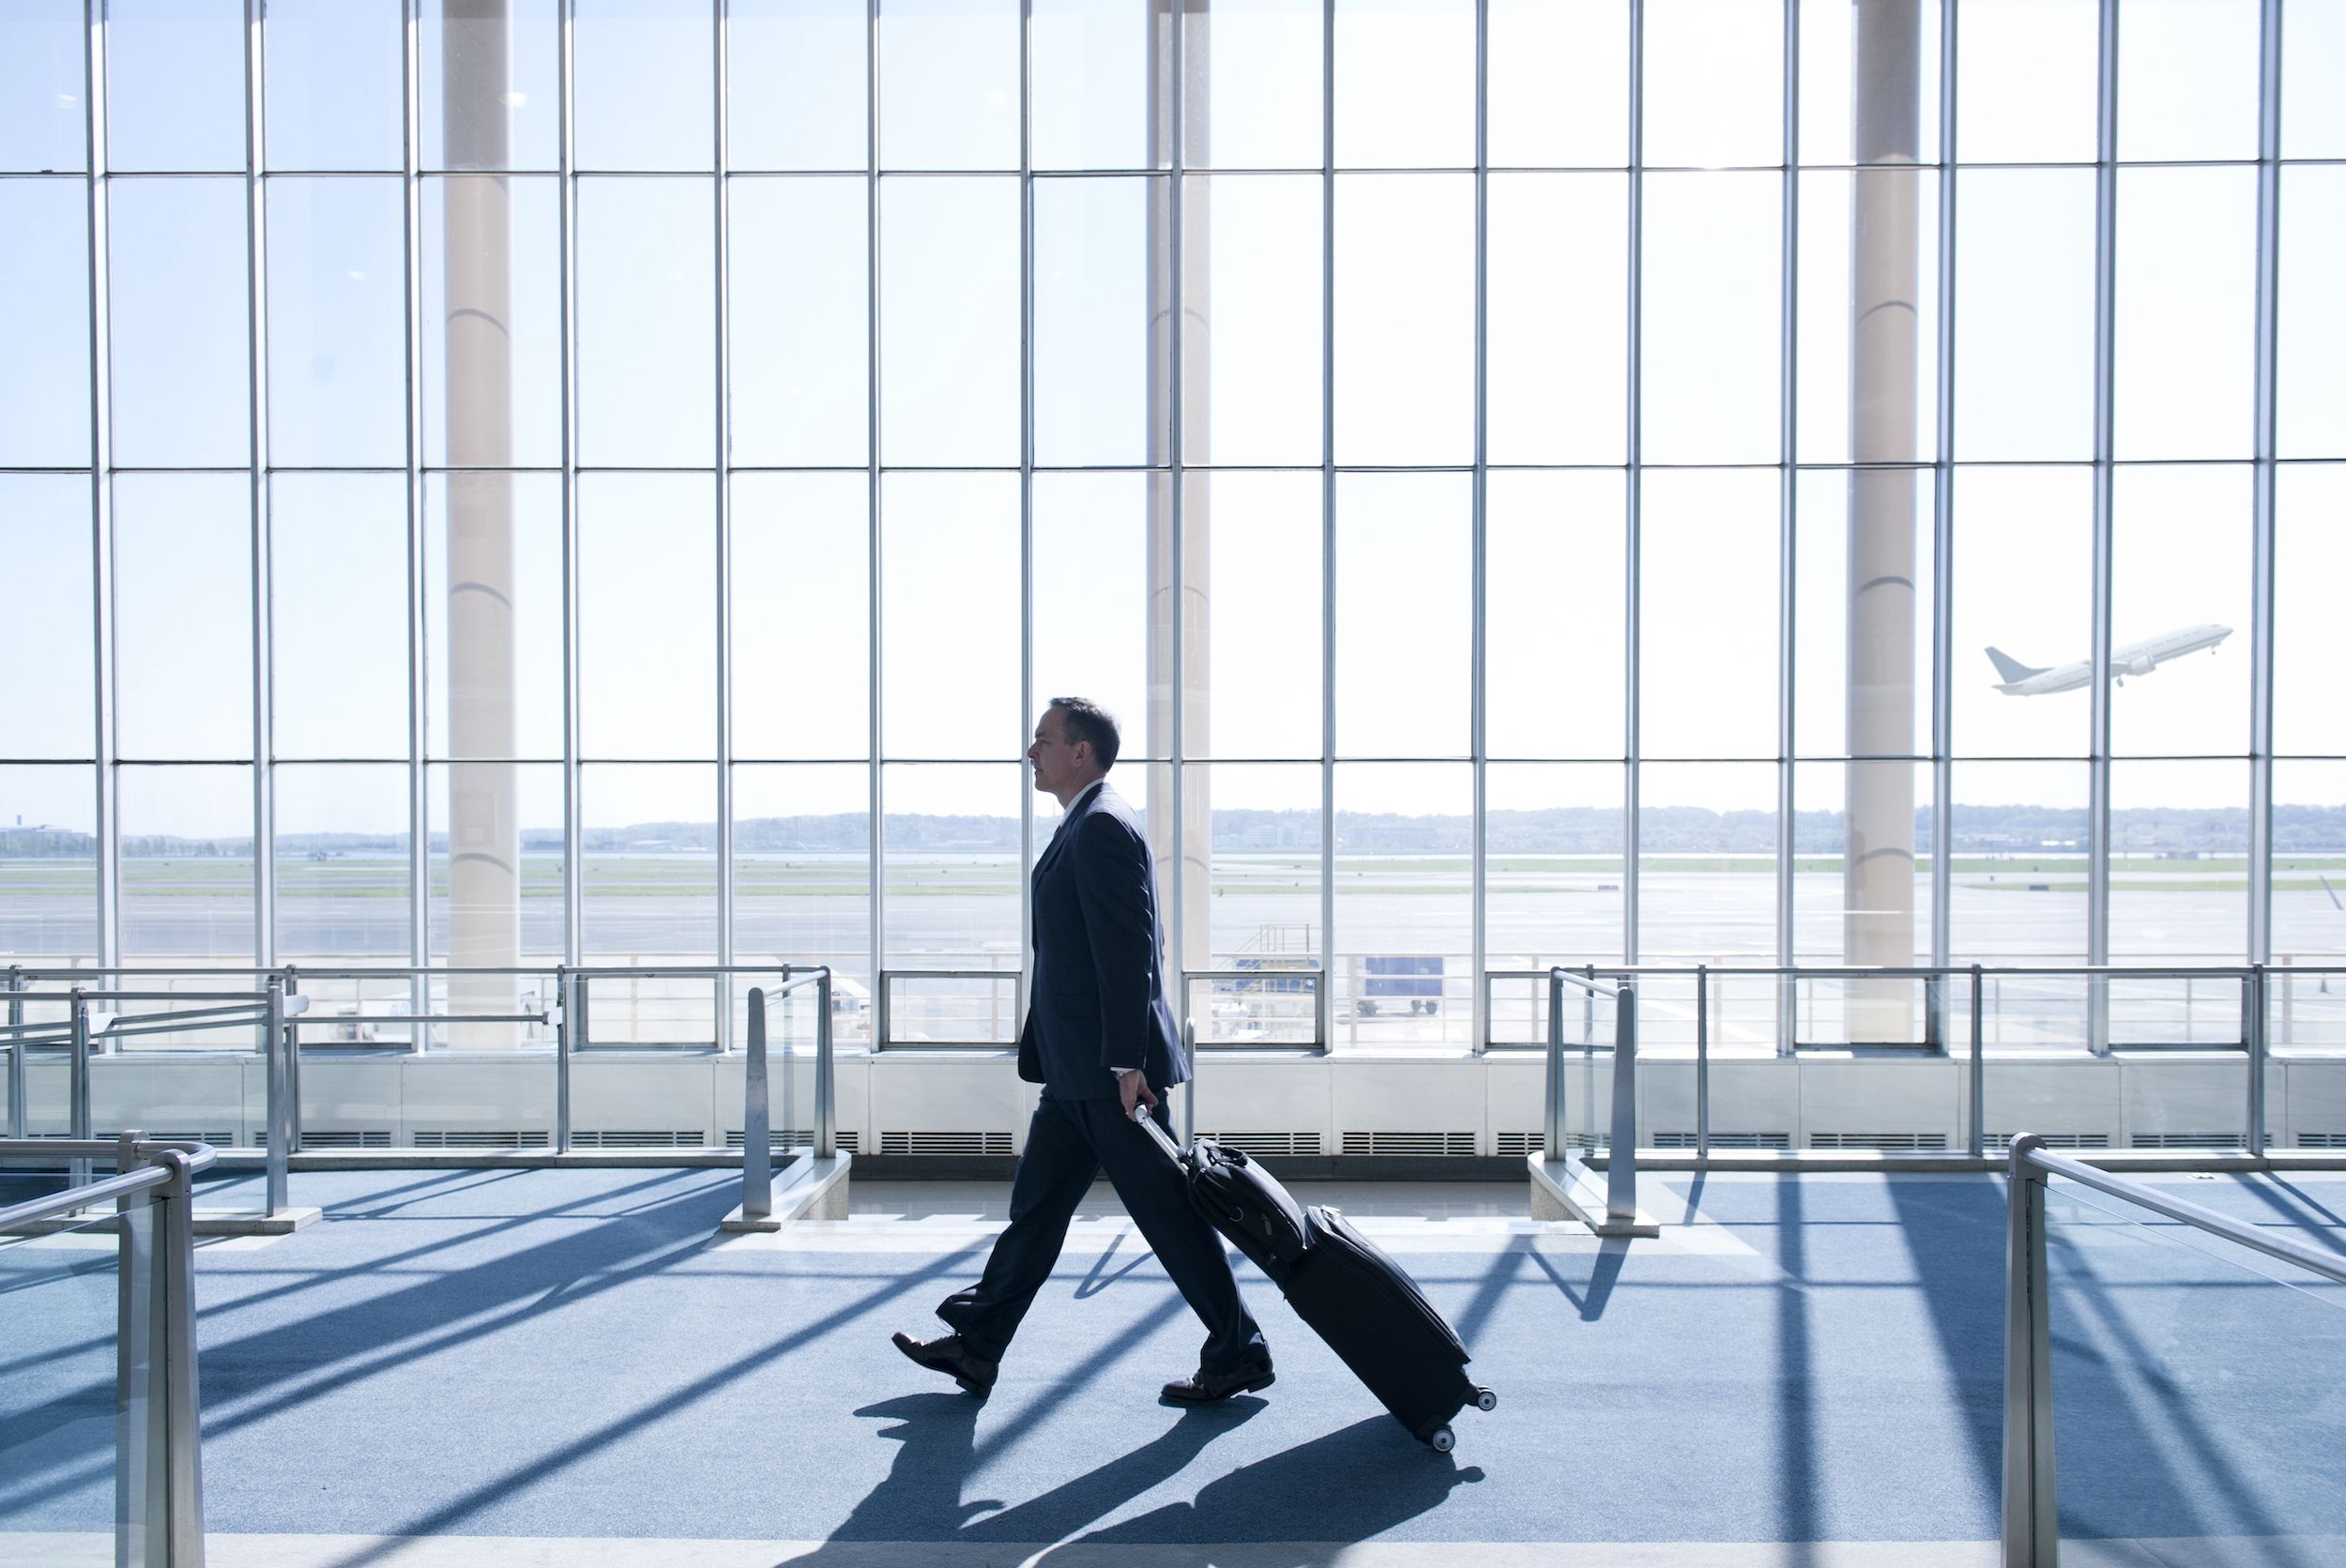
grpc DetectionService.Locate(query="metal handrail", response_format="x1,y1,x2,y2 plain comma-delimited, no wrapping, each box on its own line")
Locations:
2001,1134,2346,1565
740,971,834,1222
1544,967,1639,1231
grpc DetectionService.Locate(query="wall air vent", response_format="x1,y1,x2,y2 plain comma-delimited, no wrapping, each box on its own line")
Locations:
1497,1132,1603,1156
1197,1131,1322,1158
2298,1132,2346,1149
725,1130,861,1153
2129,1132,2271,1149
1340,1131,1476,1157
1987,1132,2111,1152
571,1130,708,1149
99,1130,236,1149
301,1130,391,1149
1655,1131,1792,1150
878,1131,1013,1156
409,1130,552,1149
1808,1132,1948,1151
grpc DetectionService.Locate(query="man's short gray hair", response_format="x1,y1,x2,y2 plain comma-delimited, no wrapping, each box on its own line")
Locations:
1046,696,1121,770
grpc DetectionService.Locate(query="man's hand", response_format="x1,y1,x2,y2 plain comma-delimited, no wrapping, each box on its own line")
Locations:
1118,1068,1159,1119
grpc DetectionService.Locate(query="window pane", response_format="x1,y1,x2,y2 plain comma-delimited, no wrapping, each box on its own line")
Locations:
735,764,871,1002
2110,758,2247,965
1951,465,2093,759
1640,173,1779,465
1333,762,1470,1048
1486,470,1625,760
573,0,713,172
106,0,245,174
733,472,869,760
2117,0,2260,163
1185,471,1321,760
2275,464,2346,755
1796,167,1940,466
879,0,1019,172
422,0,562,172
1,0,84,174
0,767,96,960
1638,761,1776,961
1034,176,1163,467
881,761,1021,975
1957,0,2099,164
1794,760,1932,1046
1335,472,1470,758
729,176,869,467
429,760,565,962
1032,0,1159,172
579,473,716,758
1640,469,1777,760
114,475,251,760
1797,0,1940,168
2278,165,2346,461
1793,468,1933,759
1185,0,1323,171
423,175,564,468
2115,167,2256,463
120,764,253,964
267,177,407,468
2110,464,2250,758
1182,174,1321,466
108,177,251,467
275,763,410,960
1487,173,1626,465
729,0,867,172
1333,0,1473,170
2283,0,2346,158
582,762,718,964
1195,762,1319,1043
1486,762,1623,975
880,472,1019,758
1489,0,1627,168
1642,0,1782,169
0,181,90,466
577,176,715,466
0,478,93,760
2274,761,2346,979
1955,168,2095,463
424,472,565,760
1333,174,1472,466
878,176,1019,465
1033,473,1154,756
263,0,404,172
271,474,409,760
1948,760,2087,965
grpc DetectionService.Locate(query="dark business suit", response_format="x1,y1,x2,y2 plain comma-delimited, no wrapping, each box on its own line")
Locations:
935,780,1269,1378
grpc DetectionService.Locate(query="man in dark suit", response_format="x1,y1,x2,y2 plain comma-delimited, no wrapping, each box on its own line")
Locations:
892,697,1272,1404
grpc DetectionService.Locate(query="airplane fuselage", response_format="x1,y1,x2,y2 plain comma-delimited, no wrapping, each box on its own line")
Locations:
1991,624,2232,696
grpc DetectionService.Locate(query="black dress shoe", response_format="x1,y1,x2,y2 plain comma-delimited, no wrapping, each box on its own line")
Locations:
891,1331,998,1396
1160,1362,1276,1405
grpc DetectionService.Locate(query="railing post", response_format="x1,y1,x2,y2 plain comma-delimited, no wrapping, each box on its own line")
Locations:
264,978,287,1219
6,965,24,1139
281,967,302,1152
2247,964,2267,1155
1607,982,1638,1227
1696,964,1710,1159
1544,968,1563,1165
555,966,572,1155
816,969,836,1161
743,987,770,1220
1926,973,1943,1054
876,969,891,1054
69,990,92,1188
1581,964,1594,1048
2002,1134,2058,1568
1970,965,1986,1160
1181,1014,1196,1147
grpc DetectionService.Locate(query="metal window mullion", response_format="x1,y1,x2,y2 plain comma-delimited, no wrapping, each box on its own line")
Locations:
1622,0,1643,967
1018,0,1035,1002
1468,0,1488,1054
84,0,118,971
1318,0,1336,1051
245,0,275,969
1775,0,1798,1056
2086,0,2120,1052
404,0,429,982
2247,0,2282,967
1167,0,1190,1021
559,0,583,967
715,0,735,1040
866,0,884,1003
1931,0,1958,986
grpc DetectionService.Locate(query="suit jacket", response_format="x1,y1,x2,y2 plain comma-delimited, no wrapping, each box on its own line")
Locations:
1016,780,1187,1097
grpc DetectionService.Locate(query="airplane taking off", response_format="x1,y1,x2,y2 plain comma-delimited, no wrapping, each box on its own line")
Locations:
1986,624,2232,695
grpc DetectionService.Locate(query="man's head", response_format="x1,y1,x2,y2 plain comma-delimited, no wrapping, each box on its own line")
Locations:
1028,697,1120,805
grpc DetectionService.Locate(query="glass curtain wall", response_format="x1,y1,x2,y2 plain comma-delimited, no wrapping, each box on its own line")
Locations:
0,0,2336,1053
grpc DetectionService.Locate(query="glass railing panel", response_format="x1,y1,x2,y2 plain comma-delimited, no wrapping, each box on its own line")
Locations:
2272,960,2346,1054
1188,969,1318,1047
0,1196,125,1567
882,970,1020,1046
1790,974,1930,1047
2044,1176,2346,1557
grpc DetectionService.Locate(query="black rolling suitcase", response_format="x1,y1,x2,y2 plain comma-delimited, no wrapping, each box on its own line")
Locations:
1133,1105,1496,1451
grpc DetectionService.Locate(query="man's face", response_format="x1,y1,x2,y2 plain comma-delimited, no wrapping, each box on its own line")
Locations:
1027,708,1090,796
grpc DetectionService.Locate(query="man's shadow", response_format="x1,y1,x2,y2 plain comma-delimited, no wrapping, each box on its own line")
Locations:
810,1393,1480,1559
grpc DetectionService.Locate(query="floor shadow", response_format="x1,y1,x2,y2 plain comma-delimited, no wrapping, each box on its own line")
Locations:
1524,1236,1628,1322
1072,1232,1157,1300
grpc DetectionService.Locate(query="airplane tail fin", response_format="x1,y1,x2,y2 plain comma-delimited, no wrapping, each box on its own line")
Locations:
1984,647,2047,685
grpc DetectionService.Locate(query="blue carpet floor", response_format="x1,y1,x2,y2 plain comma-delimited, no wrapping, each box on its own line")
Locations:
6,1166,2345,1551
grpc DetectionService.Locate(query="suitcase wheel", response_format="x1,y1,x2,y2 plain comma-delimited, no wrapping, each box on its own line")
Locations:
1428,1425,1455,1454
1475,1388,1498,1413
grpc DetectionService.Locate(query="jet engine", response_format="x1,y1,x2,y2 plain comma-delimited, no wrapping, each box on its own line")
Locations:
2127,653,2156,677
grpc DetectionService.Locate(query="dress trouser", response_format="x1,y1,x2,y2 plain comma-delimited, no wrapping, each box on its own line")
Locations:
937,1093,1271,1377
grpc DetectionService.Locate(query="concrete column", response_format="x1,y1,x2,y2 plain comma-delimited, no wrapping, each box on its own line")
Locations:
1845,0,1921,1042
442,3,520,1042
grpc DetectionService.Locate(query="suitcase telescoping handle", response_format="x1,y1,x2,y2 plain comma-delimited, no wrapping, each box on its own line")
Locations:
1129,1100,1187,1164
